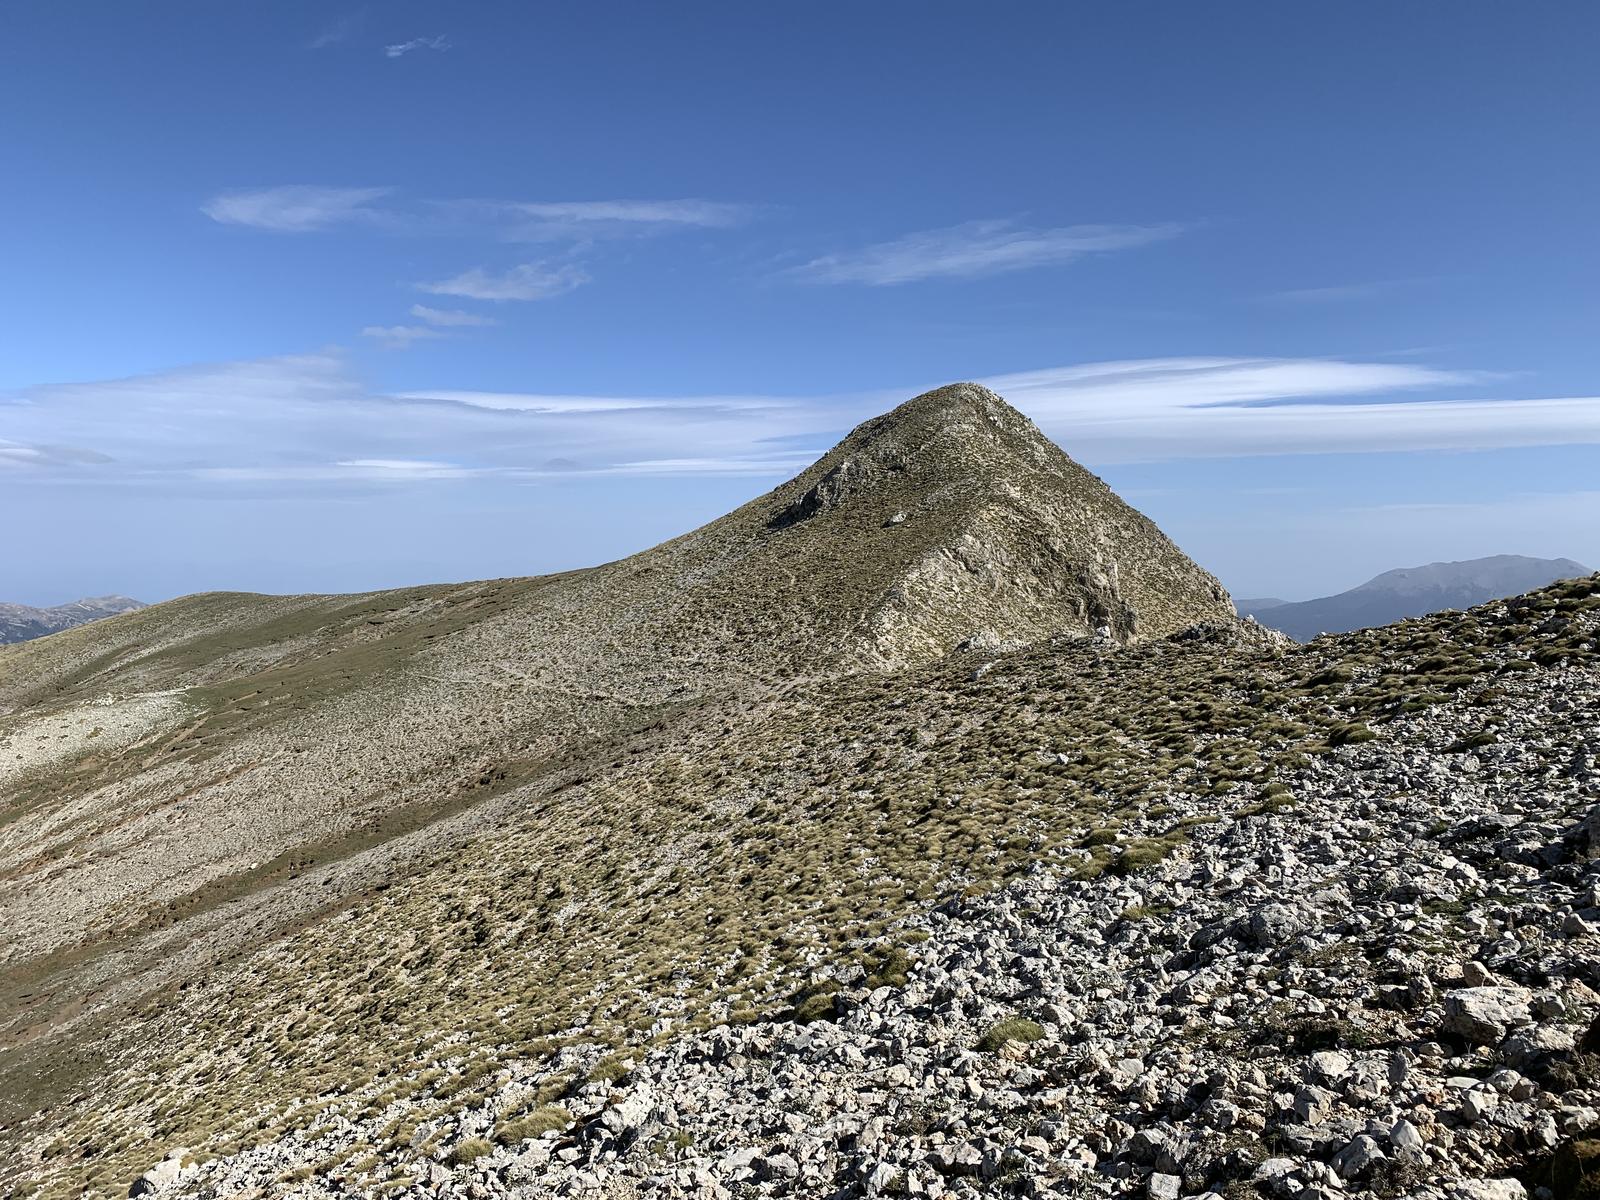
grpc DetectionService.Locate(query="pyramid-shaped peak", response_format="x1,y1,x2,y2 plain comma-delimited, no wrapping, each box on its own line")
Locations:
838,382,1054,463
707,382,1236,665
873,380,1028,428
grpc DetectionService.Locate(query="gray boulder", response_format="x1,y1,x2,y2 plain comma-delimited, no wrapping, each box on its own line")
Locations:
1442,986,1534,1044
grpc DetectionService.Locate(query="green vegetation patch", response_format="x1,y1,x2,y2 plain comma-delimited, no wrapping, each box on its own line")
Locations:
497,1107,571,1144
977,1016,1046,1052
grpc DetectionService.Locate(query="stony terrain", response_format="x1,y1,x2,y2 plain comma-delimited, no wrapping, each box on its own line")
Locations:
1,385,1596,1200
0,594,146,645
80,574,1600,1200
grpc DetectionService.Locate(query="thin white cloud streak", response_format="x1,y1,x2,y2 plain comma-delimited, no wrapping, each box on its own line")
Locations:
199,188,748,253
991,357,1480,409
6,353,1600,491
203,186,392,233
787,220,1184,285
450,198,753,241
513,200,745,226
337,458,457,471
979,358,1600,463
360,325,446,350
395,390,786,415
309,12,363,49
409,305,497,327
415,263,590,302
606,455,819,475
200,459,474,482
384,35,450,58
0,440,113,469
0,354,838,483
1260,279,1426,305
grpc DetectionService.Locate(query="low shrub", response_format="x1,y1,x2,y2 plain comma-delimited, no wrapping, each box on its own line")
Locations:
447,1136,493,1166
497,1106,571,1144
977,1015,1046,1052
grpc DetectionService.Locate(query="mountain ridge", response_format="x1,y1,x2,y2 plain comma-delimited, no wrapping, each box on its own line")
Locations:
0,595,145,645
1240,554,1590,641
0,383,1237,1165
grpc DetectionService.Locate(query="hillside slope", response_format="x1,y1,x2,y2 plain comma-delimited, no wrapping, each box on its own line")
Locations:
164,575,1600,1200
9,569,1597,1200
0,384,1229,979
0,383,1236,1197
1242,555,1590,641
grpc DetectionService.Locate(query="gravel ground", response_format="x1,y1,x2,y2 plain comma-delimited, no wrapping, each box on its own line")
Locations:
144,654,1600,1200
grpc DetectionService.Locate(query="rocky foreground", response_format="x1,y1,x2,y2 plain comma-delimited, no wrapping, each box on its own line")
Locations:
139,615,1600,1199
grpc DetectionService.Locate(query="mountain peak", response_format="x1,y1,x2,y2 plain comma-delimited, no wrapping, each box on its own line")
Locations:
733,382,1232,666
1357,554,1591,595
857,380,1039,439
830,381,1057,474
765,383,1044,533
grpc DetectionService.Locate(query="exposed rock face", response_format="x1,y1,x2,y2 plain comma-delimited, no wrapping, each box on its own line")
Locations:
1444,987,1536,1045
128,1150,193,1196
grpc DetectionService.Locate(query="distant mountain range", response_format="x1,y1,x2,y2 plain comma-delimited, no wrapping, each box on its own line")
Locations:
0,595,146,645
1238,554,1590,641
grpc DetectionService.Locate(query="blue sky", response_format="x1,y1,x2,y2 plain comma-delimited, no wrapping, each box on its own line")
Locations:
3,2,1598,606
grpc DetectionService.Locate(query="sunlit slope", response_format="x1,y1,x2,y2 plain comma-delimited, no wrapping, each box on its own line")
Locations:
0,382,1240,1196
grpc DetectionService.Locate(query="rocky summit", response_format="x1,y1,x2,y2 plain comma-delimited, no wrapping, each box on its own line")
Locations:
0,386,1597,1200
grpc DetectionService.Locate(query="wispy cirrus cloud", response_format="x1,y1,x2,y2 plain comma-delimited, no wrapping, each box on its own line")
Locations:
384,35,450,59
1260,278,1430,305
202,189,752,239
0,439,114,469
445,198,753,241
416,262,590,302
357,305,498,351
975,357,1587,462
7,352,1600,491
786,219,1184,285
409,305,497,327
0,353,826,483
309,11,364,50
203,185,392,233
991,357,1480,412
336,458,455,471
360,324,446,350
201,188,744,303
